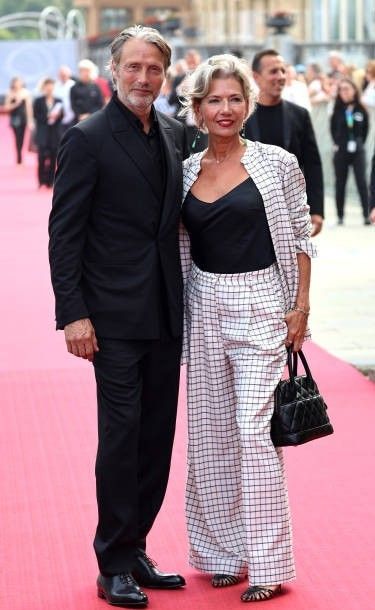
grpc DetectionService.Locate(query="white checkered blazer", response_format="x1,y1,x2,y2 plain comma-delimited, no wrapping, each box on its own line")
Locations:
179,139,317,362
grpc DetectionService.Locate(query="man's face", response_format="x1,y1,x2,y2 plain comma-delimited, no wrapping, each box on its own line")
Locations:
59,68,70,83
185,50,200,71
79,67,92,84
329,55,341,71
43,82,54,97
112,38,166,116
253,55,286,103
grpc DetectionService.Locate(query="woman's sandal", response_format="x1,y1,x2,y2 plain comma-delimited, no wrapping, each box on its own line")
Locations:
241,584,282,602
212,574,241,588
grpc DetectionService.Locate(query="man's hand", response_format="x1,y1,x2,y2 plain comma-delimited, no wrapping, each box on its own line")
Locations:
370,208,375,225
64,318,99,362
310,214,323,237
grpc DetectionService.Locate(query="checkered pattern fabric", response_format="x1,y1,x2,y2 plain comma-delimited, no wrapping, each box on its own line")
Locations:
185,262,296,586
179,140,317,364
179,141,318,585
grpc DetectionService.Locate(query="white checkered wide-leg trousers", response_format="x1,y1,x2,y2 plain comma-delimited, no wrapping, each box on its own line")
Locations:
185,262,296,586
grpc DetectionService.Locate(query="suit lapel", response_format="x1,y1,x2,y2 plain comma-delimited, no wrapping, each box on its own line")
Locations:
107,99,162,200
245,113,260,141
157,112,179,228
282,101,292,150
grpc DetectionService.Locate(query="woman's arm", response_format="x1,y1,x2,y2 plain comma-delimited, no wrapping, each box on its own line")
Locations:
284,252,311,352
281,153,316,351
24,92,34,128
330,109,340,145
3,91,18,111
362,106,369,143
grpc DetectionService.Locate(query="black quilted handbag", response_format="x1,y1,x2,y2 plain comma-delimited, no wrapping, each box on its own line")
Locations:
271,347,334,447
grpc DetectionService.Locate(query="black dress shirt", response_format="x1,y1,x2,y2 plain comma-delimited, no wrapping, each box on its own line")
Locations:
113,94,166,202
256,103,284,148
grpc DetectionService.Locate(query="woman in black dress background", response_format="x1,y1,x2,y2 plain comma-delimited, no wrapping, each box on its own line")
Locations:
4,77,33,165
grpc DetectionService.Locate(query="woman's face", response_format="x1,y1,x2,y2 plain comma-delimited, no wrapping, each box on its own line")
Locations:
366,65,375,81
195,76,249,137
338,82,356,104
11,78,22,91
43,82,54,97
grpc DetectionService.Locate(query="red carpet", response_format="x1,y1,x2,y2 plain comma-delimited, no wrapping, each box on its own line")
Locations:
1,115,375,610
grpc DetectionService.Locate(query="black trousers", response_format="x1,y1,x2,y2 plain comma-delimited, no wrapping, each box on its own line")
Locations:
37,146,57,187
11,124,26,164
334,149,369,220
93,334,182,575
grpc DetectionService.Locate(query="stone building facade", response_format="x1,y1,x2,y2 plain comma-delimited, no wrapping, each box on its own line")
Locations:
74,0,374,45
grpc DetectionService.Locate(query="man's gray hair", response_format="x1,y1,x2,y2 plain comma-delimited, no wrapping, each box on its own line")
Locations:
179,54,257,125
110,25,172,71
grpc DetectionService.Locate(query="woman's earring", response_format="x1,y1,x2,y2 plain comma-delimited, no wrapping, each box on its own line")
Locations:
240,122,246,138
191,129,201,151
192,120,204,151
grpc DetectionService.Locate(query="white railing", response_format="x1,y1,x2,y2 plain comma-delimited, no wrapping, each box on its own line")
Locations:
0,7,86,40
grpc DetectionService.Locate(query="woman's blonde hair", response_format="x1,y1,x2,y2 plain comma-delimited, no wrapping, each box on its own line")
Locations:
179,54,257,127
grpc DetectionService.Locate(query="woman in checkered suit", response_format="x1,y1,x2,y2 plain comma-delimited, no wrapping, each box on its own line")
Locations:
179,55,317,603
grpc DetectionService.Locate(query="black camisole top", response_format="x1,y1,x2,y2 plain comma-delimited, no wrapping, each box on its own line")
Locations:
181,176,276,274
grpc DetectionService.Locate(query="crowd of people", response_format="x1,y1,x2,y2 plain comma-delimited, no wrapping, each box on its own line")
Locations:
2,47,375,223
2,59,108,187
161,47,375,225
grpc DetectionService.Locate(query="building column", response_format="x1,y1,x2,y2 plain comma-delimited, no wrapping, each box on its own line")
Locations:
356,0,364,41
321,0,329,41
206,0,217,43
339,0,348,40
133,6,144,24
216,0,226,43
238,0,254,43
227,0,237,42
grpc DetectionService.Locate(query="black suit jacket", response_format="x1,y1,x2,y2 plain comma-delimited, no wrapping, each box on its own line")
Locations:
330,102,369,151
33,95,63,149
49,97,188,339
70,81,104,122
244,100,324,217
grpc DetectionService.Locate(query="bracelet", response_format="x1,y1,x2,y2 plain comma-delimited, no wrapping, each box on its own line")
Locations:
292,306,310,317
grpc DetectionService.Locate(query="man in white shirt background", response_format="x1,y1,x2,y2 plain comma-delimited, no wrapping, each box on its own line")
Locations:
54,65,75,133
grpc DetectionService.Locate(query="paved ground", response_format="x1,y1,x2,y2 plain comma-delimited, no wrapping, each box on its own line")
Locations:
310,192,375,371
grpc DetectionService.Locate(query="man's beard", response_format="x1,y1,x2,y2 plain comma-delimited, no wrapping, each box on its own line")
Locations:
119,88,154,111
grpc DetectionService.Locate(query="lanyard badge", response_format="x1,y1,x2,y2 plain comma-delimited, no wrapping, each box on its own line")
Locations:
345,108,354,129
345,108,356,152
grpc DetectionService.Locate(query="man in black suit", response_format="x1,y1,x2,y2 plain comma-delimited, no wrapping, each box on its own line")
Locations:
49,26,188,608
245,49,324,236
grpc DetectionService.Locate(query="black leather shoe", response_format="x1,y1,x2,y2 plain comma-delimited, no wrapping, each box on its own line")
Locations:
132,551,186,589
97,573,148,607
